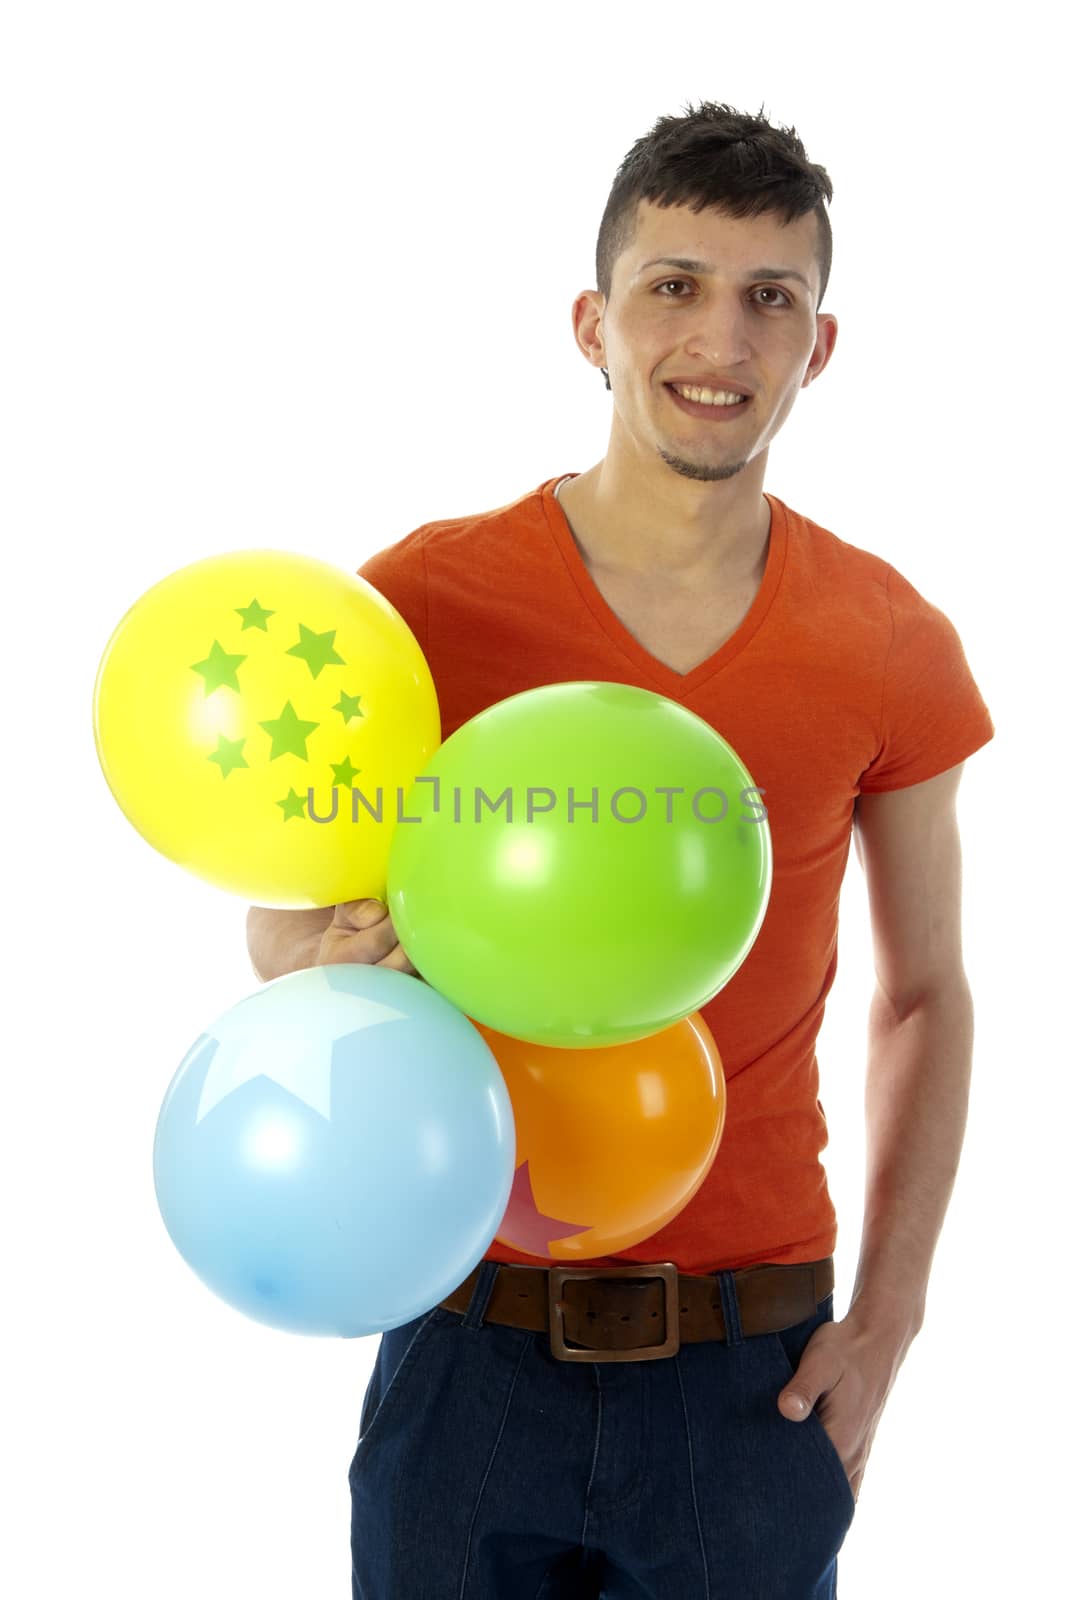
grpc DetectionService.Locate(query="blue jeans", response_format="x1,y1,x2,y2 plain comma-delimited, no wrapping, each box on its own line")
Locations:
350,1261,856,1598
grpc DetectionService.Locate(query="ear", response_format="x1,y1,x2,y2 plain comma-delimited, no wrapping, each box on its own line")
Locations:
571,288,609,373
802,312,838,387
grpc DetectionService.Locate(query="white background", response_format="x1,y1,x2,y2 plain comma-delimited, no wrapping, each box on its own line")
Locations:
2,2,1060,1594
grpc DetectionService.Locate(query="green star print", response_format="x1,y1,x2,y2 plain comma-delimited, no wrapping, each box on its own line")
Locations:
191,640,247,695
286,623,346,679
259,701,320,760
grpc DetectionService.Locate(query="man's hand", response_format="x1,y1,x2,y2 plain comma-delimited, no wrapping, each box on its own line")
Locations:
317,898,421,978
776,1307,914,1503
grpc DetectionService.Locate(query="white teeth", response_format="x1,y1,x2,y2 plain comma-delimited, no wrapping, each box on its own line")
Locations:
674,384,747,406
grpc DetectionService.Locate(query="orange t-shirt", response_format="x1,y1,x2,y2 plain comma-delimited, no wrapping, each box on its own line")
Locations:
357,475,995,1273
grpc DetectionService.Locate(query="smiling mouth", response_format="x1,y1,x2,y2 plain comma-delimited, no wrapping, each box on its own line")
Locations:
665,383,753,419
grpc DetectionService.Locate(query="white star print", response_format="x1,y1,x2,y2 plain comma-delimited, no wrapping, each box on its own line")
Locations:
195,966,407,1125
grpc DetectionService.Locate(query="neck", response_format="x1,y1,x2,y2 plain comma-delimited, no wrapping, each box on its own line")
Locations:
557,451,772,586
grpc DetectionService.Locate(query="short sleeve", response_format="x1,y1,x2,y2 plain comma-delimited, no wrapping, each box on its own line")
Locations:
356,532,430,656
858,564,994,793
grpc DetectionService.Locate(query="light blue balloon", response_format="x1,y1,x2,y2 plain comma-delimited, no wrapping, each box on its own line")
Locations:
153,963,515,1338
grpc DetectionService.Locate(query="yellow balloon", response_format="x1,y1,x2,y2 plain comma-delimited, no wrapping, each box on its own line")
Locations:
93,549,439,907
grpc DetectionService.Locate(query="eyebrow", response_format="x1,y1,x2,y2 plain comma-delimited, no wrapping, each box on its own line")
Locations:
633,257,811,290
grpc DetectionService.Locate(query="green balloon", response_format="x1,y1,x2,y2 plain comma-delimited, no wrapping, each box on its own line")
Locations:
387,681,772,1048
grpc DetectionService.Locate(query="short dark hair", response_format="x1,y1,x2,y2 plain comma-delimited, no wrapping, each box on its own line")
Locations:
595,99,834,311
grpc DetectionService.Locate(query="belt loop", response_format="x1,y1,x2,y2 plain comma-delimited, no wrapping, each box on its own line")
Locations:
461,1261,500,1330
715,1268,745,1346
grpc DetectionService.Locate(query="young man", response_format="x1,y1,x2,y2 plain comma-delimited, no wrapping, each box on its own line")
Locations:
247,101,993,1599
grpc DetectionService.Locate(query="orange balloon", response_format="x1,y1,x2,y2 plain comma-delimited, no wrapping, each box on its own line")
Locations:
471,1013,726,1260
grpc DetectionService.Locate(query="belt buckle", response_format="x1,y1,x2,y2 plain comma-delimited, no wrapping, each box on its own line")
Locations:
547,1262,680,1363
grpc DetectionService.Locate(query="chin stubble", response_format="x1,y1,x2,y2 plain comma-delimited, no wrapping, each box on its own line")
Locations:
657,448,749,483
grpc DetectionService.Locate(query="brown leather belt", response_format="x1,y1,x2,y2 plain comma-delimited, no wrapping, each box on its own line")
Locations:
439,1257,834,1364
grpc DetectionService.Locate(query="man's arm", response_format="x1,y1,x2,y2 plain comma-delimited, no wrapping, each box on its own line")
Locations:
775,759,978,1499
848,759,975,1341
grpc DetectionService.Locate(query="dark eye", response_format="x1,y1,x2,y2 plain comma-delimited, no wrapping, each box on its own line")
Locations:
656,279,691,297
754,286,791,308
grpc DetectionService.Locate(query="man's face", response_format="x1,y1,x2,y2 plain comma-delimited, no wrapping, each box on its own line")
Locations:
585,198,837,483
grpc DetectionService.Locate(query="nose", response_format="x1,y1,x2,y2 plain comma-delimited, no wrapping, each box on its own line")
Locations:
683,290,753,368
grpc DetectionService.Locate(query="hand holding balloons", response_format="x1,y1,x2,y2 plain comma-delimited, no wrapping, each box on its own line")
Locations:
143,668,763,1337
316,899,420,977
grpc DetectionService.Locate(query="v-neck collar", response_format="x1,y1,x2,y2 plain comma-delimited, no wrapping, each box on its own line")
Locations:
540,474,788,695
